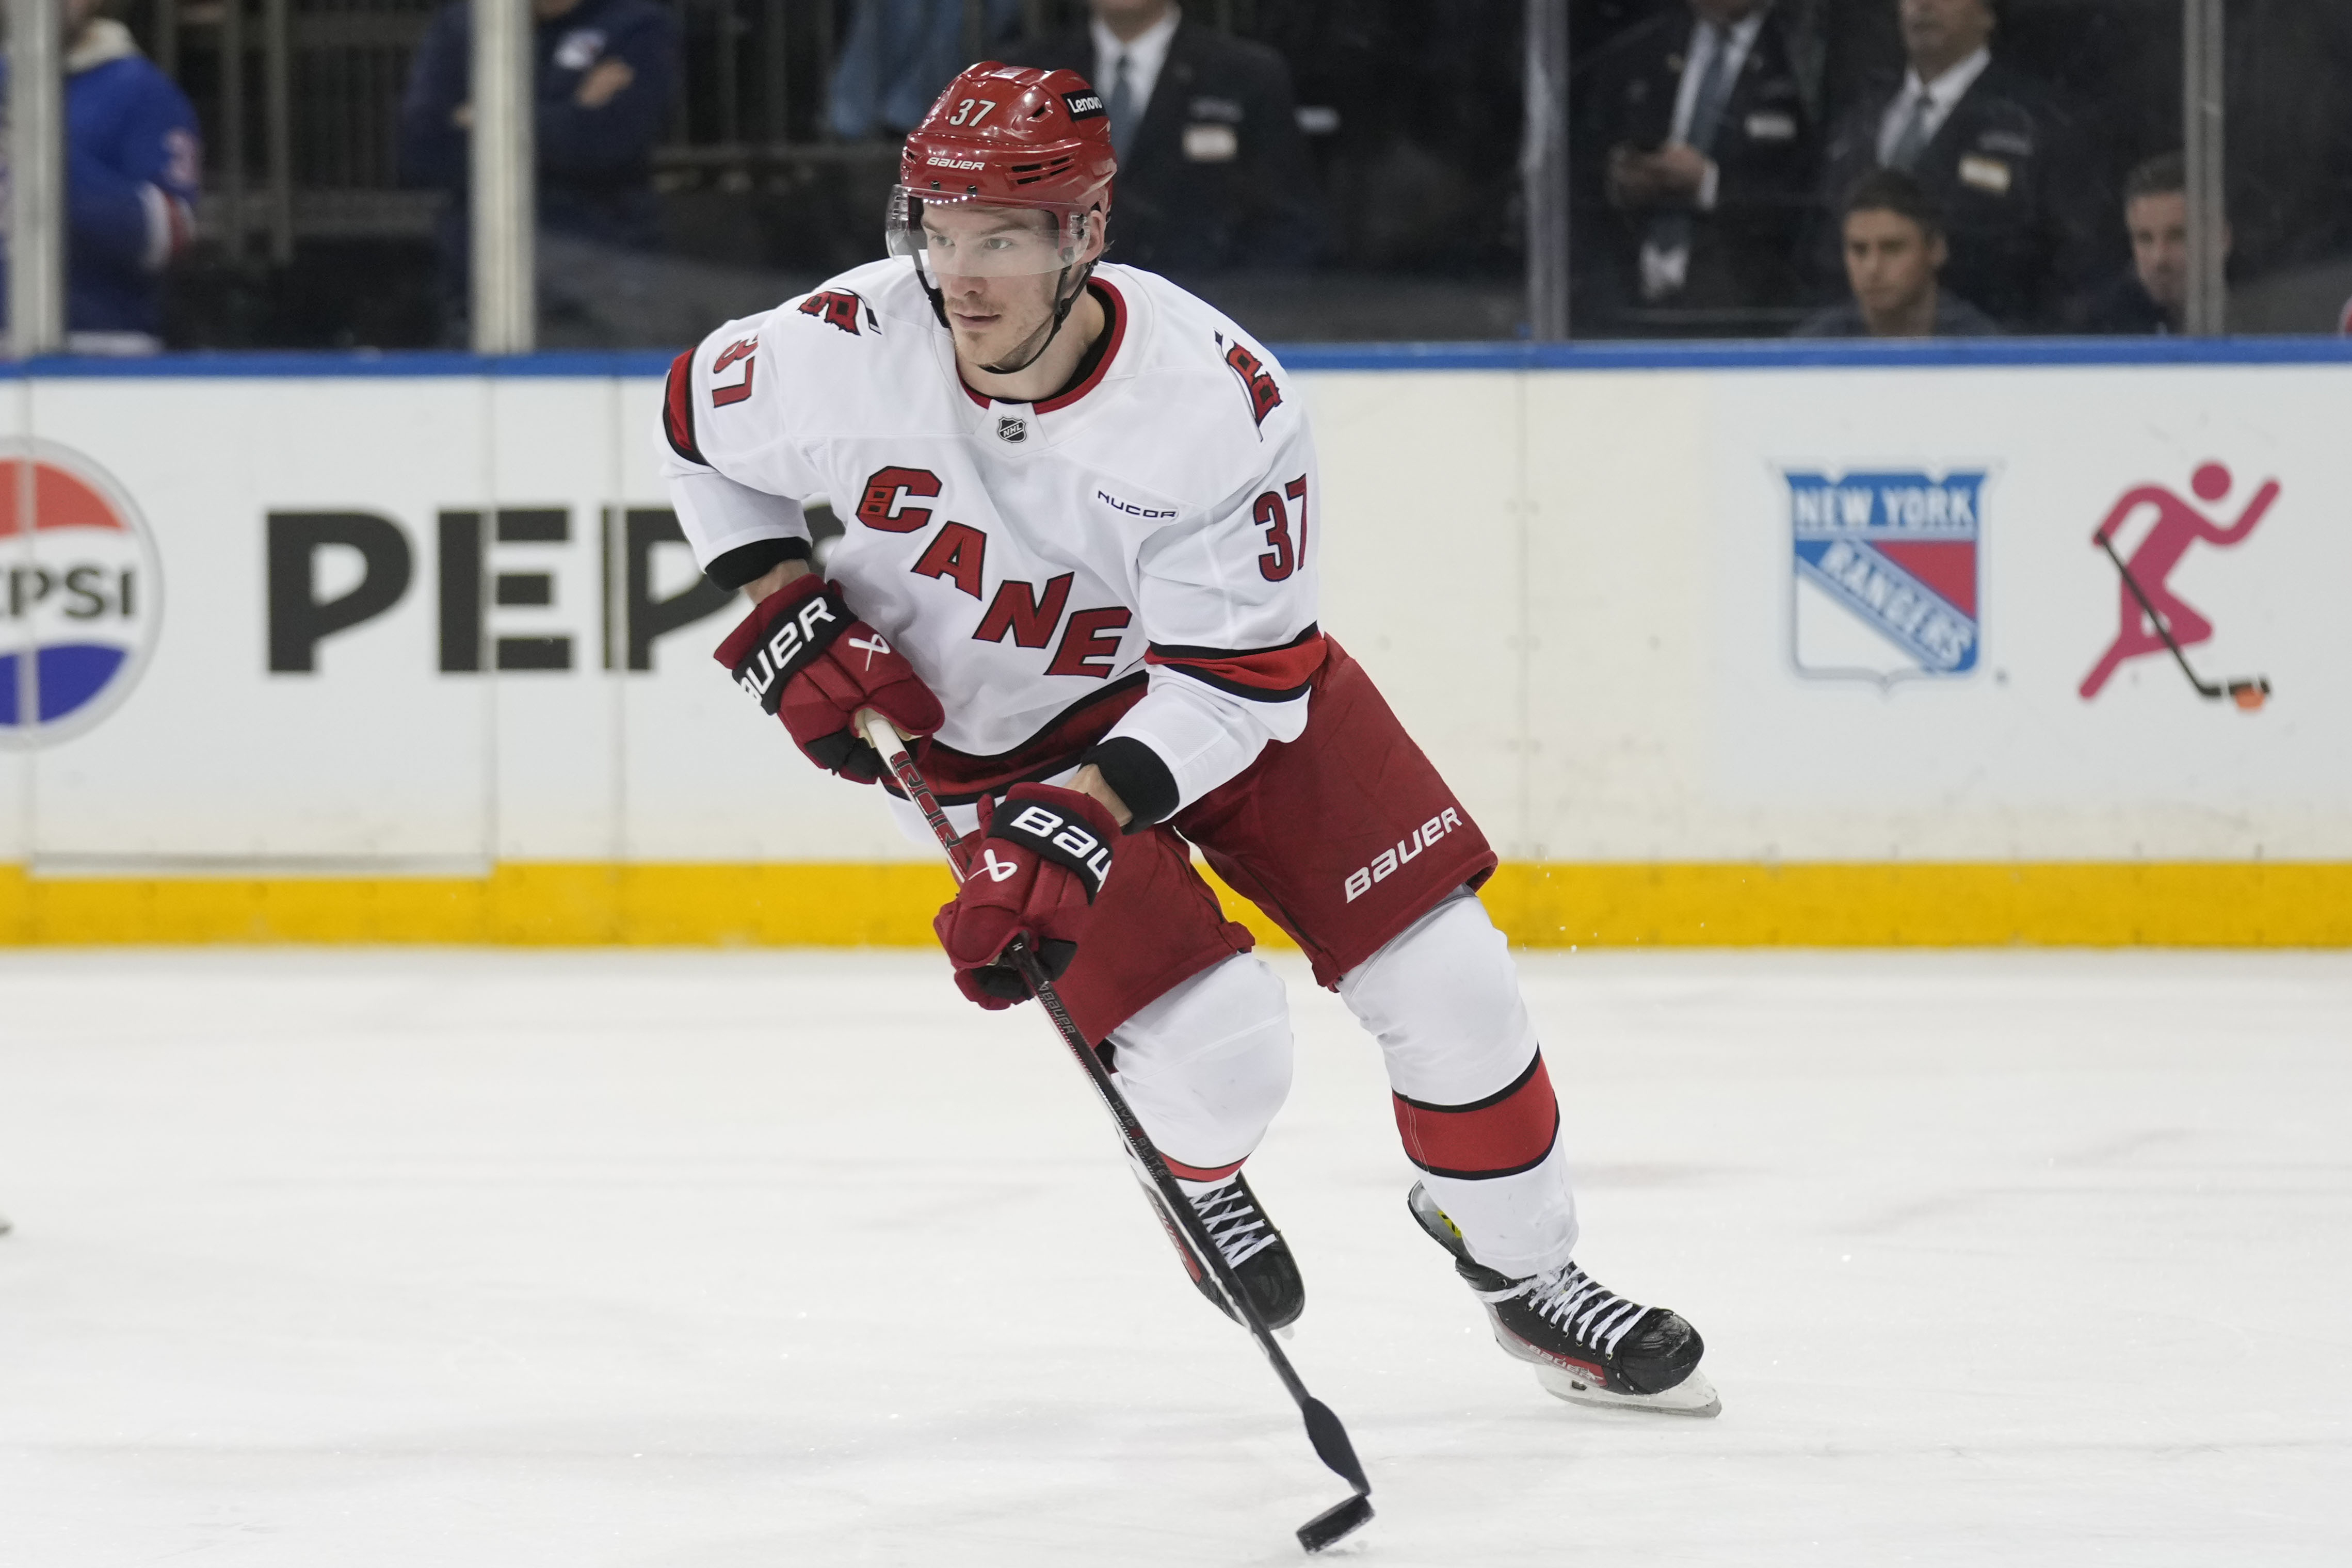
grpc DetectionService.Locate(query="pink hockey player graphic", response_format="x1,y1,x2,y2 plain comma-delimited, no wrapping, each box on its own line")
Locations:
2079,461,2277,700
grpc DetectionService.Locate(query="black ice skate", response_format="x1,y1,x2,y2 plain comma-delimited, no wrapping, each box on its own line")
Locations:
1408,1181,1718,1416
1139,1170,1305,1332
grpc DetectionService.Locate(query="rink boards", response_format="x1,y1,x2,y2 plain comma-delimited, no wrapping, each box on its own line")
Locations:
2,342,2346,945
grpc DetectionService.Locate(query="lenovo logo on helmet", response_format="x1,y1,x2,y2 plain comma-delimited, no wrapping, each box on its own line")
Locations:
1063,90,1106,119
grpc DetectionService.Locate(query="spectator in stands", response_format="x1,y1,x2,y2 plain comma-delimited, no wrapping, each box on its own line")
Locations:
1811,0,2100,329
2071,153,2213,334
1,0,200,354
1573,0,1816,326
1796,168,1999,336
399,0,678,340
828,0,1021,140
1009,1,1326,277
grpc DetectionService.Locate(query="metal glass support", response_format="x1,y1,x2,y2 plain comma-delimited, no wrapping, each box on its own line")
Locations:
719,0,742,144
6,0,66,356
1523,0,1570,340
471,0,537,352
223,0,248,260
815,0,835,140
762,0,789,142
2183,0,2226,336
265,0,295,264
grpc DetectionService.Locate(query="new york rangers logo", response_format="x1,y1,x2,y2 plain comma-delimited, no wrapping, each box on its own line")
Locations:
0,441,162,746
1786,468,1983,683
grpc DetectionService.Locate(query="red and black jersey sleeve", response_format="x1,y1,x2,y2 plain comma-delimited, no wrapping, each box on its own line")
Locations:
662,347,706,467
1143,626,1327,703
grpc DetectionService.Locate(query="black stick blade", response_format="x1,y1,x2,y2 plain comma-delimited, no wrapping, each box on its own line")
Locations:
1297,1493,1375,1554
1299,1396,1369,1493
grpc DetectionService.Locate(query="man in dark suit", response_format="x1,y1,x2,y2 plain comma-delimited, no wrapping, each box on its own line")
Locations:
1811,0,2102,329
1574,0,1818,326
1008,2,1326,277
2070,152,2214,334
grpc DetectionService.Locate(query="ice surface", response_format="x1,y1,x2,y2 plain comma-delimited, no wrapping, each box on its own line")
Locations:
1,948,2346,1566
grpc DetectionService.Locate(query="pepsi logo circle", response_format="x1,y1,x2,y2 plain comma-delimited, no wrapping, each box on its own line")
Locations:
1,441,163,747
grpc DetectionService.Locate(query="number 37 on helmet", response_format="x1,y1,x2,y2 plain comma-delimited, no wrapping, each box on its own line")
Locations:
886,62,1119,283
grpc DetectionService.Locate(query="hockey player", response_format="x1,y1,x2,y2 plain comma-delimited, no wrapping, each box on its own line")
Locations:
659,62,1716,1416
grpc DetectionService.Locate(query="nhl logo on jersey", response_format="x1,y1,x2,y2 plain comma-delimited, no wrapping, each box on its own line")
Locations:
996,415,1029,444
1786,468,1983,683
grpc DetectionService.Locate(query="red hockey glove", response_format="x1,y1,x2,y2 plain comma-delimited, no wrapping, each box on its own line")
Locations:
934,784,1120,1009
714,574,943,783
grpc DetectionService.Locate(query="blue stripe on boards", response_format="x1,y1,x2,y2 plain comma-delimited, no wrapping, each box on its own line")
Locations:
4,338,2350,380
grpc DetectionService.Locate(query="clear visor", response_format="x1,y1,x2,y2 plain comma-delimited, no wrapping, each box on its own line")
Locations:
886,187,1099,278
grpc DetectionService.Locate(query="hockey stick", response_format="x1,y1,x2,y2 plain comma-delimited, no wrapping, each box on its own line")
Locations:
857,710,1374,1555
2095,531,2270,710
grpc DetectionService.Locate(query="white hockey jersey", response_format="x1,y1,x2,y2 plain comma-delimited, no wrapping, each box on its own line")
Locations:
658,258,1323,817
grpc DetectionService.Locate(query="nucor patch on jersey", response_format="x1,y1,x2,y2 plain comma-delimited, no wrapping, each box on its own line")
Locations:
1343,807,1464,902
1096,489,1176,520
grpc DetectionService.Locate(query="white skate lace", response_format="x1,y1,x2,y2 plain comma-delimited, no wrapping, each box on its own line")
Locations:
1188,1181,1280,1270
1510,1263,1647,1355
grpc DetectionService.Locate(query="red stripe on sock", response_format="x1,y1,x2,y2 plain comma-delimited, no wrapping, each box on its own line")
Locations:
1392,1053,1560,1178
1161,1153,1248,1183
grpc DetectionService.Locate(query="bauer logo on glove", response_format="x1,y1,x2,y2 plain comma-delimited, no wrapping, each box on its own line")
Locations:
935,783,1121,1008
713,574,944,783
991,803,1113,899
730,590,842,707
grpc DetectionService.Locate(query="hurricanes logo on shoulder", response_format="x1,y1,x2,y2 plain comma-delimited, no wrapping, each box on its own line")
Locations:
797,289,864,335
0,440,162,748
1221,339,1283,429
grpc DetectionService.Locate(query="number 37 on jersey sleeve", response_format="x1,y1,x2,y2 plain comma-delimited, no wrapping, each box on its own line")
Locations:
1253,476,1310,583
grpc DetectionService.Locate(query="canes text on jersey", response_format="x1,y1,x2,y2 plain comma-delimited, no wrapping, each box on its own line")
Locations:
859,464,1135,680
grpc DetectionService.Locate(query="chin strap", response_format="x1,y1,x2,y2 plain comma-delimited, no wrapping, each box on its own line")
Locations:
915,254,1099,379
978,260,1097,376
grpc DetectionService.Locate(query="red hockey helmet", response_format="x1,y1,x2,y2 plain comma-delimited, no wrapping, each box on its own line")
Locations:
887,62,1117,281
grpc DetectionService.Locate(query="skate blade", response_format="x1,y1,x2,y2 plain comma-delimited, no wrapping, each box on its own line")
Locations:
1535,1362,1721,1417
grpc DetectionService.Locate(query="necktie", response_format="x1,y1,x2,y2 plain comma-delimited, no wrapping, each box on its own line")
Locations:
1887,91,1935,170
1641,24,1734,300
1106,55,1141,161
1685,24,1737,154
